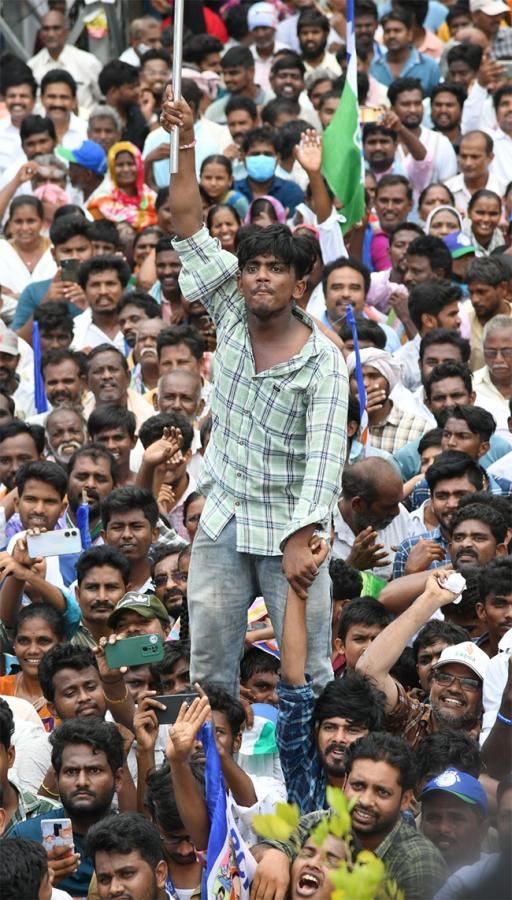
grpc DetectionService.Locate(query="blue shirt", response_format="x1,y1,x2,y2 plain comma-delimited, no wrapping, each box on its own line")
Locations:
12,279,82,330
276,678,327,815
380,0,447,32
370,47,440,96
393,527,450,580
234,175,304,217
9,808,92,898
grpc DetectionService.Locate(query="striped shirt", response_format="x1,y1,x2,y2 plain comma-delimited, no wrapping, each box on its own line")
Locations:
173,227,348,555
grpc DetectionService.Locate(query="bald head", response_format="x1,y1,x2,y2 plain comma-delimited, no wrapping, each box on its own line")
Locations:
455,26,490,49
156,368,203,422
341,458,403,533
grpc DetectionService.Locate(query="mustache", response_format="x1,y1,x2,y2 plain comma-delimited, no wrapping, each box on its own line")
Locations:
324,742,346,755
455,547,478,561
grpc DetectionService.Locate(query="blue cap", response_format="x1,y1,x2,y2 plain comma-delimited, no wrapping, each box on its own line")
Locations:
420,768,488,813
58,140,107,176
442,231,476,259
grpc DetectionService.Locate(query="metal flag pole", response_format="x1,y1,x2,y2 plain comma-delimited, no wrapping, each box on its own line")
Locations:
170,0,186,175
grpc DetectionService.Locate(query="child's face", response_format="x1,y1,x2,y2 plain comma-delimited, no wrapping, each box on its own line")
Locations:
336,623,385,670
420,445,442,474
242,669,279,706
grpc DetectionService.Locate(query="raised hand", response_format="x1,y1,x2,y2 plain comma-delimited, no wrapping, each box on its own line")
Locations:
166,694,211,764
160,87,195,139
133,693,165,752
294,129,322,174
143,426,184,468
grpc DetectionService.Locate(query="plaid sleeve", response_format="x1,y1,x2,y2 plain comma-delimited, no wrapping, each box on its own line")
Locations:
389,832,448,900
281,353,348,547
276,680,318,799
392,539,412,579
172,226,241,325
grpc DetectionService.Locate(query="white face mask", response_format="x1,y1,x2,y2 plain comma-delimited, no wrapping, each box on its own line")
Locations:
137,42,151,55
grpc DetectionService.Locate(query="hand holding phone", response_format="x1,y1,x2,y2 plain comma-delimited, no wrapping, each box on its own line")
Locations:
104,633,164,670
42,818,74,852
153,692,199,725
27,528,82,559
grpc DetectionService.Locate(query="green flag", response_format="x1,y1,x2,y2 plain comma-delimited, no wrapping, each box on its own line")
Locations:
321,3,365,233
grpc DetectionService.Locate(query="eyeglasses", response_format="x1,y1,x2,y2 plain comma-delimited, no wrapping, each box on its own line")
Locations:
483,347,512,359
432,671,481,692
154,571,188,587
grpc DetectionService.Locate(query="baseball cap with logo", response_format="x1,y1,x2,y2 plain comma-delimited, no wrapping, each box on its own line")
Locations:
443,231,476,259
420,768,488,813
58,140,107,177
432,641,489,682
0,323,19,356
469,0,509,15
108,592,170,628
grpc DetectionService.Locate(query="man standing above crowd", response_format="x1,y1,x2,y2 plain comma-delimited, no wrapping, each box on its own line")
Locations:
161,90,348,693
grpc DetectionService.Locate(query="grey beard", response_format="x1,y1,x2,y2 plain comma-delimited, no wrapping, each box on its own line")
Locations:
431,700,482,731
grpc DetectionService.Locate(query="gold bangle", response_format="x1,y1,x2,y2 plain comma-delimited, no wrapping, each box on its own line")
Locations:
103,685,129,704
42,782,59,798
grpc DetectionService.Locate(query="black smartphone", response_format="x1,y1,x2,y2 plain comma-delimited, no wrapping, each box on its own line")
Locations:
61,258,81,283
153,692,199,725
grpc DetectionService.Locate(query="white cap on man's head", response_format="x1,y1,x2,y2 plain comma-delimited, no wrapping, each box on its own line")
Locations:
432,642,489,682
469,0,509,16
0,323,19,356
248,2,278,30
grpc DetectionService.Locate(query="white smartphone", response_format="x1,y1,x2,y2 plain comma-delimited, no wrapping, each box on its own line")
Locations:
41,818,74,852
27,528,82,558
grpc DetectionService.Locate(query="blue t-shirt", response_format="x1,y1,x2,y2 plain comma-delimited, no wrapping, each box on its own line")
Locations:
12,279,83,330
234,175,304,217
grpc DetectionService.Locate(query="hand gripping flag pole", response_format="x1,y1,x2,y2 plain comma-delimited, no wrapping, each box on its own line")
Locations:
169,0,185,175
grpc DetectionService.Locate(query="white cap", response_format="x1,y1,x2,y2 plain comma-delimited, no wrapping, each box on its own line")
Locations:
248,2,278,30
469,0,509,16
0,322,19,356
433,641,489,681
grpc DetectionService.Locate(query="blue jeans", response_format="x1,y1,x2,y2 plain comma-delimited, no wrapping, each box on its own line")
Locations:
188,518,333,696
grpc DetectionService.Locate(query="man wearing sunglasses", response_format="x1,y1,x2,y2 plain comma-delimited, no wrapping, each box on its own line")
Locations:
357,568,490,747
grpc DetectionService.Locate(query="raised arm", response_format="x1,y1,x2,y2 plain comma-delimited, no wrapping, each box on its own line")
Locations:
357,569,460,712
160,87,204,239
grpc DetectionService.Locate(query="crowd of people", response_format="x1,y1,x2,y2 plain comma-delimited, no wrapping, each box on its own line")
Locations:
0,0,511,898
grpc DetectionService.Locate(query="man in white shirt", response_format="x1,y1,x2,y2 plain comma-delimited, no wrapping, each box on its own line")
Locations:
40,70,88,150
388,77,457,182
72,257,131,355
473,314,512,437
119,16,163,67
332,457,416,581
297,7,342,76
29,9,102,112
247,2,288,92
446,130,503,213
0,71,37,175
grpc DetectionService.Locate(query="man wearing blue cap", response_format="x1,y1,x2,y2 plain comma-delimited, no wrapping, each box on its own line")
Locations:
420,768,489,874
58,139,107,203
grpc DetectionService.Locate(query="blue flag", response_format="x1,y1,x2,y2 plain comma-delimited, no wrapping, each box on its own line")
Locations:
32,321,48,414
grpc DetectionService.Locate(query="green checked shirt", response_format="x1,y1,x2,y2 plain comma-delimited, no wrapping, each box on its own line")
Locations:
261,811,447,900
173,227,348,556
4,782,59,837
